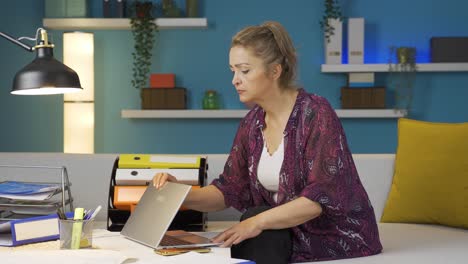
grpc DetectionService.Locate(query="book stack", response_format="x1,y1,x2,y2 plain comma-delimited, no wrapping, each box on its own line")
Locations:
107,154,208,232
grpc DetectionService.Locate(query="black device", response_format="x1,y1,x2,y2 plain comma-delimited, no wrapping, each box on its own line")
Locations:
431,37,468,62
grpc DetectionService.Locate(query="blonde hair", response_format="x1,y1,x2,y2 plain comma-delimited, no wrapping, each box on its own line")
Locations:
231,21,297,89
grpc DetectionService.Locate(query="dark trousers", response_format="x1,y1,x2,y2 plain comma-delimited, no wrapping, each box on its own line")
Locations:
231,206,292,264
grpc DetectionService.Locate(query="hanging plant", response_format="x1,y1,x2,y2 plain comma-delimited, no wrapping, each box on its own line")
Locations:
319,0,343,43
129,0,159,89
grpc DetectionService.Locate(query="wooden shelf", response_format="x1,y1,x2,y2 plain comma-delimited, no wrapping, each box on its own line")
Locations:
43,18,208,30
121,109,407,119
321,63,468,73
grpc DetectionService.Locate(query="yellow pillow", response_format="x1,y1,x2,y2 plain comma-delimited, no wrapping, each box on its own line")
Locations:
381,118,468,228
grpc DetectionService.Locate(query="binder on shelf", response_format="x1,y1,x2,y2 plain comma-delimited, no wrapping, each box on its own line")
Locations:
113,185,201,211
348,18,365,64
118,154,201,169
325,18,342,64
0,212,73,246
113,185,145,211
103,0,111,18
107,155,208,232
115,168,200,186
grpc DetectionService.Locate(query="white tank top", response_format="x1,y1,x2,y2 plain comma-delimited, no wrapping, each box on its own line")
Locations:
257,137,284,202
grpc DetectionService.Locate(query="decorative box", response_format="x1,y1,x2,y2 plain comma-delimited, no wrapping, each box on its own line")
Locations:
141,88,186,109
431,37,468,62
150,73,176,88
341,87,385,109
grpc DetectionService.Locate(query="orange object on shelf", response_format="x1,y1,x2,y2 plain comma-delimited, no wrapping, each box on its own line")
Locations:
150,73,175,88
113,186,146,210
114,185,201,211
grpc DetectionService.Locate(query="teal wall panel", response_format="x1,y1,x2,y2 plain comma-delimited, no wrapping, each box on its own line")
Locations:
1,0,467,154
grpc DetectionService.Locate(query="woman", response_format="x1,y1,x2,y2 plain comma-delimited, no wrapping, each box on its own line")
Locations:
153,21,382,263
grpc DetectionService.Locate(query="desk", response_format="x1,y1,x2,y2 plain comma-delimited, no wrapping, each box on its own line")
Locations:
92,221,238,263
0,221,241,264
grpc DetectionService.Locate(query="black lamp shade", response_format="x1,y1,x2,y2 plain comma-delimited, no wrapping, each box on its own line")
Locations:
11,47,82,95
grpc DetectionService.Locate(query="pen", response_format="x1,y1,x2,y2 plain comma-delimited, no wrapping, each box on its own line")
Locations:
71,207,84,249
57,207,67,220
88,205,102,220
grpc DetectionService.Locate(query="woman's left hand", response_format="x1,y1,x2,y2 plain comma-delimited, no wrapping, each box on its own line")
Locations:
212,217,263,247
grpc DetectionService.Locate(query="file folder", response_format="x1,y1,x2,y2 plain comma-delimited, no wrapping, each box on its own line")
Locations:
0,212,73,246
118,154,201,169
325,18,342,64
107,156,208,232
115,168,200,186
113,186,145,211
113,186,201,211
348,18,365,64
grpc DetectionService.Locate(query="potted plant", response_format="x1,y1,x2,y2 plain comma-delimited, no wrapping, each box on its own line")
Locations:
388,46,417,112
129,0,159,90
319,0,343,43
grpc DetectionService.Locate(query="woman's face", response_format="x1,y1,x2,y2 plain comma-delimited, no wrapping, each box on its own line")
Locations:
229,46,276,104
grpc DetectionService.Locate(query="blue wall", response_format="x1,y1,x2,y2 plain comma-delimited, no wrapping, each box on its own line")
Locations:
1,0,467,154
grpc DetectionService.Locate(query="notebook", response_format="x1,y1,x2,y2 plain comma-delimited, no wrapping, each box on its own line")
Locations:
120,182,220,249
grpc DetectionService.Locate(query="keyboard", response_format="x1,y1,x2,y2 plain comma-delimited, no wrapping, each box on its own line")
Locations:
160,235,191,246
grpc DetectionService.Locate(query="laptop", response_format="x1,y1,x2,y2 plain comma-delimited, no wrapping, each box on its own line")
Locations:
120,182,221,249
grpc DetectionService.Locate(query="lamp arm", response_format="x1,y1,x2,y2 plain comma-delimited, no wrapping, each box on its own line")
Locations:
0,31,34,52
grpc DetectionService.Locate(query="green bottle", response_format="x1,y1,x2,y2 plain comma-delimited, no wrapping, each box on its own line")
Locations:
202,90,220,109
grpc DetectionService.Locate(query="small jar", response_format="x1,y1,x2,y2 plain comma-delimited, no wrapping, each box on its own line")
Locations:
202,90,220,109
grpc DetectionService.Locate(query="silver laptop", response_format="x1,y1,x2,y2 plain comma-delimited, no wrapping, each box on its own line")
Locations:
121,182,220,249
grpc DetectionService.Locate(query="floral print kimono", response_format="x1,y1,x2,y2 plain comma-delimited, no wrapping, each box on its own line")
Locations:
212,88,382,262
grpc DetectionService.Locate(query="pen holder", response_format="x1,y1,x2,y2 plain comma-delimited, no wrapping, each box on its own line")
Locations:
59,219,94,249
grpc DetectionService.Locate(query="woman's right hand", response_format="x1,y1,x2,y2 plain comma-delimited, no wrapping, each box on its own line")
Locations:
152,172,178,189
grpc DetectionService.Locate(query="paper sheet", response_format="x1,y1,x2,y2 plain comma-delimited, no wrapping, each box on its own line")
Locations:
0,249,130,264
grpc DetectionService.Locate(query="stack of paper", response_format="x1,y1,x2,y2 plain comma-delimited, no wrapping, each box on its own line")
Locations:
0,181,61,201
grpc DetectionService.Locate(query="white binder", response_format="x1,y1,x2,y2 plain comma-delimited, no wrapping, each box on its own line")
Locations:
116,169,200,186
348,18,365,64
325,18,343,64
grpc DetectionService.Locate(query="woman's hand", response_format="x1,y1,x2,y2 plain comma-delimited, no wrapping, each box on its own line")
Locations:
212,216,263,247
152,172,178,189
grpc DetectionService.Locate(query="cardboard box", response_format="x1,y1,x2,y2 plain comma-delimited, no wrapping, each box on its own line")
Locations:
150,73,176,88
141,88,186,109
341,87,385,109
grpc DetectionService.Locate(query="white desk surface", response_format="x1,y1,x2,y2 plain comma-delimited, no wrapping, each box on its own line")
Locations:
0,221,242,264
93,221,238,263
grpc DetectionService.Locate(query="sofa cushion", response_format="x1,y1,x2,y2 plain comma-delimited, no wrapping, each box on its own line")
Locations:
381,118,468,228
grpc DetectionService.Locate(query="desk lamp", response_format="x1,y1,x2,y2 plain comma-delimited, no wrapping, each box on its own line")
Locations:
0,28,82,95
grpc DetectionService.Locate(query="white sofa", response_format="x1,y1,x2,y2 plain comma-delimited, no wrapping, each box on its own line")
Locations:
0,153,467,263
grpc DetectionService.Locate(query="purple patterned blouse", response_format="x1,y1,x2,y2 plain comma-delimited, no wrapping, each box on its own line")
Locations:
211,89,382,262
